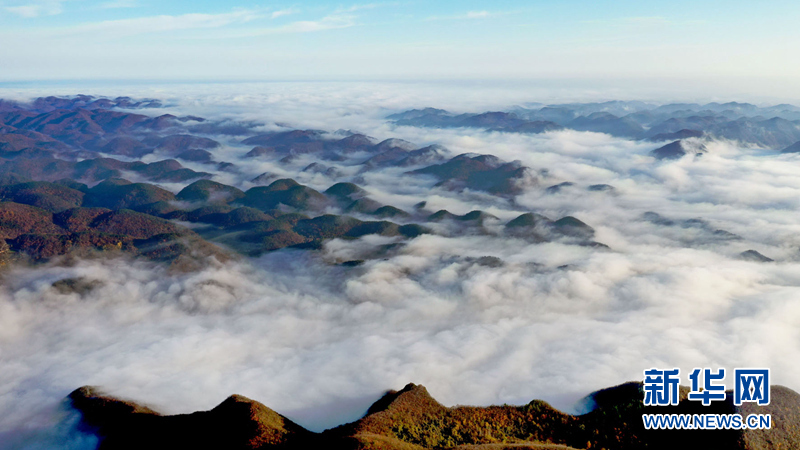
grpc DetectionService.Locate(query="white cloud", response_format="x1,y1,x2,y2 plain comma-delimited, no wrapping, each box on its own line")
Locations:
4,1,64,17
5,8,354,40
57,8,263,37
425,10,510,21
465,10,490,19
337,2,400,13
270,8,296,19
247,13,357,36
98,0,137,9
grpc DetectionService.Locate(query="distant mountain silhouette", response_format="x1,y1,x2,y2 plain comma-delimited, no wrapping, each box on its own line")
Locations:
388,101,800,148
647,129,704,142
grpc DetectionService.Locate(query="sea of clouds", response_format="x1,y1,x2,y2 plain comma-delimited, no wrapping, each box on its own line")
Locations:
2,81,800,448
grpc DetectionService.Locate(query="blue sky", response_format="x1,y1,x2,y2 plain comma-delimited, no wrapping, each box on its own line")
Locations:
0,0,798,87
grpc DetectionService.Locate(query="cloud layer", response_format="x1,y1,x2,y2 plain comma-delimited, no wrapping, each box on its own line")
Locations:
2,83,800,448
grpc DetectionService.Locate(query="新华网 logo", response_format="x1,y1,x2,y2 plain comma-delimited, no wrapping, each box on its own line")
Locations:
641,368,771,430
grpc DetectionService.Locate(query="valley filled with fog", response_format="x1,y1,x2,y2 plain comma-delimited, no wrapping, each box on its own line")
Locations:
2,82,800,447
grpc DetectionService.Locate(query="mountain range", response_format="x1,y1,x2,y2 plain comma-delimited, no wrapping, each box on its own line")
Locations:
0,95,613,269
69,381,800,450
387,101,800,150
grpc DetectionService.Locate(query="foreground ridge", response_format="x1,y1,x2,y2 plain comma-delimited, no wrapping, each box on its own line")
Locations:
68,382,800,450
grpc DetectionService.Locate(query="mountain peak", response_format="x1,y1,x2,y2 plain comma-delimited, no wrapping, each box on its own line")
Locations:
365,383,442,416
